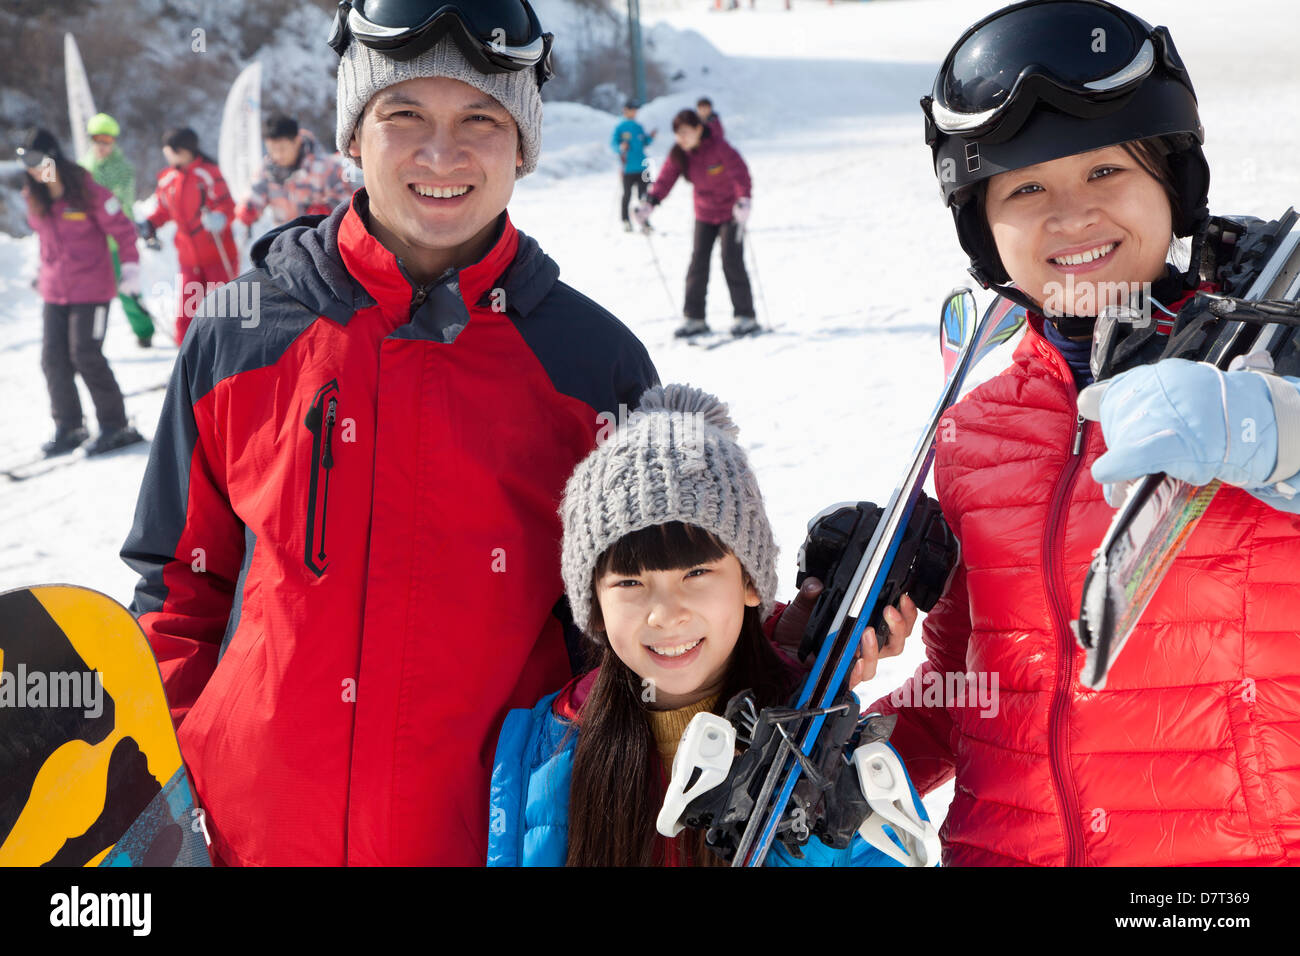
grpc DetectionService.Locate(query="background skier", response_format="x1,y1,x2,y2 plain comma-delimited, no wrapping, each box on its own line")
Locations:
78,112,157,348
137,127,238,344
696,96,723,138
636,109,756,337
611,99,655,232
233,112,355,234
18,127,144,459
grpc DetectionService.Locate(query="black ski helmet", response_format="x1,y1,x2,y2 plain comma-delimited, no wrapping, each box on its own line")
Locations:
922,0,1210,290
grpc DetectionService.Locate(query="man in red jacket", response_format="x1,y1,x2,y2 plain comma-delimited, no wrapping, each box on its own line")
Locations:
121,1,657,866
139,127,239,344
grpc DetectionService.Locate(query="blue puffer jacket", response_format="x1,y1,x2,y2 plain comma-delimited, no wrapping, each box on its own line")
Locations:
487,682,935,867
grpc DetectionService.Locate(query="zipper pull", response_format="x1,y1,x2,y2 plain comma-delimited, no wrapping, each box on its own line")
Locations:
1072,413,1085,456
322,397,337,469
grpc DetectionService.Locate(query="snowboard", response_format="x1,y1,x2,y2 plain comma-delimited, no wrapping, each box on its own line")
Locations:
0,585,211,867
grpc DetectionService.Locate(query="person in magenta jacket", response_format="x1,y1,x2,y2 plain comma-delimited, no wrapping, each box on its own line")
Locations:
18,127,144,458
636,109,757,338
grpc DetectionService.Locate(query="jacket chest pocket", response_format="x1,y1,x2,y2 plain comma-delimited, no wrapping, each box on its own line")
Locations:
302,380,341,577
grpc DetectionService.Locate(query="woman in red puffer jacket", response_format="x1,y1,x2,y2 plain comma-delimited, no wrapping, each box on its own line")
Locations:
862,0,1300,865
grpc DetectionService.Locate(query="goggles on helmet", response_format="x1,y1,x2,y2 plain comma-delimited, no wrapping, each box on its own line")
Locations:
16,147,49,168
327,0,554,88
924,0,1190,144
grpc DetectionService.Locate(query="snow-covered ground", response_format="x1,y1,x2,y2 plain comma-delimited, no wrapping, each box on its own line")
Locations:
2,0,1296,829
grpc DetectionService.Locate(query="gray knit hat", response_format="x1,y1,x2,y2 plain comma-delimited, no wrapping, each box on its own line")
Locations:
560,384,779,639
336,36,543,177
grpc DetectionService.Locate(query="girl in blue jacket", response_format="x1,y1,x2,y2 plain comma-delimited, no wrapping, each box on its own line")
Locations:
488,384,935,866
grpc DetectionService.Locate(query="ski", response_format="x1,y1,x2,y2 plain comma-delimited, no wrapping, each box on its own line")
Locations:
1077,209,1300,689
122,381,170,399
659,287,1024,865
942,290,1023,378
3,437,150,483
730,288,1024,865
686,328,770,350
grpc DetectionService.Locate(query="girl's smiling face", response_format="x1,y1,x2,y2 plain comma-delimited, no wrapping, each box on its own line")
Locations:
983,144,1173,318
596,552,760,711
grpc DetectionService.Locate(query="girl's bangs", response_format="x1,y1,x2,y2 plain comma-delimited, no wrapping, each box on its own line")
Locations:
596,522,729,577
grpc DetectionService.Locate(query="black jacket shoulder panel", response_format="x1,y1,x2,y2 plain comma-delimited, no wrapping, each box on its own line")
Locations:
507,267,660,416
187,268,324,402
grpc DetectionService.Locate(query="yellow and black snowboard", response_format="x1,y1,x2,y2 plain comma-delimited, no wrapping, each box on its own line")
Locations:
0,585,211,866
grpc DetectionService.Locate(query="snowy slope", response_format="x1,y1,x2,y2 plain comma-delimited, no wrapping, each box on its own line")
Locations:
2,0,1297,831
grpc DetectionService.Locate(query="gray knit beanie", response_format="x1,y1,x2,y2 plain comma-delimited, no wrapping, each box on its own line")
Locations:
336,36,542,177
560,384,779,639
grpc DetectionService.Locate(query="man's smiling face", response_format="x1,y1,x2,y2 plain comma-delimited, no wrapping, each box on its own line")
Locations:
349,76,523,282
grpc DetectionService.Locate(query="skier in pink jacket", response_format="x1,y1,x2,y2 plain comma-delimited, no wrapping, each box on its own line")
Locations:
637,109,757,338
19,127,144,458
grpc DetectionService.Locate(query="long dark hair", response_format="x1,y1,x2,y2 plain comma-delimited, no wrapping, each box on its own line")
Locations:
668,109,711,185
565,522,795,867
23,156,92,218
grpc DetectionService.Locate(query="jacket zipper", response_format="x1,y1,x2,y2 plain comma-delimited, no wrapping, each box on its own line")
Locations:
1043,412,1088,866
302,382,340,577
319,397,338,560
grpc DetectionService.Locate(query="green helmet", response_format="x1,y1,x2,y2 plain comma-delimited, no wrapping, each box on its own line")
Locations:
86,113,120,138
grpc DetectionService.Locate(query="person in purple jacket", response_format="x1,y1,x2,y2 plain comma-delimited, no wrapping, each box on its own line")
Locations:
635,110,755,338
696,97,723,139
18,127,144,457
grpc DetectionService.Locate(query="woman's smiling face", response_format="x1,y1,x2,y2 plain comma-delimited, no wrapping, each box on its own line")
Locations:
983,144,1173,319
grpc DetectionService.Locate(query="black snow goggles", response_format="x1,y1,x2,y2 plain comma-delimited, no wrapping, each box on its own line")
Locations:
16,147,49,168
924,0,1191,141
328,0,554,88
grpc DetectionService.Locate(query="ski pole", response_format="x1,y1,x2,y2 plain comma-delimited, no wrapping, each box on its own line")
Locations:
210,230,237,281
642,231,679,317
743,231,771,330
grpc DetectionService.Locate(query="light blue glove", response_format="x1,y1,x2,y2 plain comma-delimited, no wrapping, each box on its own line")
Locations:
1078,358,1300,512
200,210,227,233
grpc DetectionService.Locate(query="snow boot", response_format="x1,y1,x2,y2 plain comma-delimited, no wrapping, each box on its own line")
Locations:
41,426,90,458
730,316,760,337
85,425,145,457
674,318,711,339
137,334,153,348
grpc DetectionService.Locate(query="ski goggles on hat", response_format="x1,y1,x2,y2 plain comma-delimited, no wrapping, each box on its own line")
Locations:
327,0,554,87
924,0,1191,141
16,146,49,168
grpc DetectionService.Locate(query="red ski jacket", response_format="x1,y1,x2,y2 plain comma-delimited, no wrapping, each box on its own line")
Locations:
121,191,658,865
871,306,1300,866
146,156,238,272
